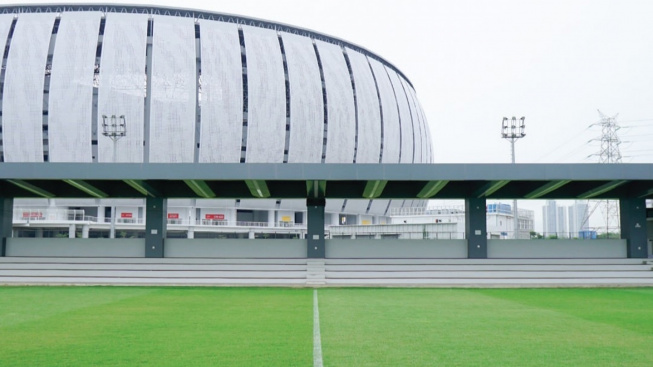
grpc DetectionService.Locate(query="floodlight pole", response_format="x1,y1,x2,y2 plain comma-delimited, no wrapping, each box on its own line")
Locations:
501,116,525,239
102,115,126,239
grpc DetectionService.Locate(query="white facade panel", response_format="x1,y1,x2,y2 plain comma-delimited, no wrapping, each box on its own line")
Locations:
315,41,356,163
368,199,390,216
387,69,414,163
242,25,285,163
416,97,433,162
409,86,430,163
198,20,242,163
326,199,345,215
149,16,196,163
48,12,101,162
97,13,147,162
279,199,306,211
281,32,323,163
238,199,278,210
368,59,400,163
344,199,370,215
346,49,381,163
2,13,55,162
401,77,423,163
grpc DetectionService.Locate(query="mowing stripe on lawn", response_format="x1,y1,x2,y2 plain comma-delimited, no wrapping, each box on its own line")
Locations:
313,289,323,367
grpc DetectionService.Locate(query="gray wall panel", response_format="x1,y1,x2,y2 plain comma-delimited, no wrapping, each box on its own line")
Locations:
2,13,55,162
48,12,101,163
198,20,242,163
165,239,305,258
282,32,323,163
315,40,356,163
6,238,145,257
346,48,381,163
97,13,147,163
487,239,627,258
387,70,414,163
326,239,467,259
242,26,285,163
369,58,400,163
149,16,196,163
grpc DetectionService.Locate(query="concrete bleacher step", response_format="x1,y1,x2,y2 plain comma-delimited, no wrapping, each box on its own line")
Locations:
0,257,651,287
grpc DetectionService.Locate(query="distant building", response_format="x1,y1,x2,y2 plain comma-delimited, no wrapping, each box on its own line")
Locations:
329,204,535,240
568,201,589,237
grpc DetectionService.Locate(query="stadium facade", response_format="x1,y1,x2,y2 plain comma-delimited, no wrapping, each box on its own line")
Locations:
0,4,432,238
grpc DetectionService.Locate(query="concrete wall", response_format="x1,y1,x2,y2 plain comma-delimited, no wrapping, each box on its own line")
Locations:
164,239,305,258
487,239,627,258
326,239,467,259
6,238,145,257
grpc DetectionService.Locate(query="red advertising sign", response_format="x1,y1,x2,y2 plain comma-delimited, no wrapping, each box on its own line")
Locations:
167,213,179,219
22,211,43,218
120,212,133,218
205,214,225,220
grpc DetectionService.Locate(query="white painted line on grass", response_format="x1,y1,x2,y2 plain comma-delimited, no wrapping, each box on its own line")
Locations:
313,289,323,367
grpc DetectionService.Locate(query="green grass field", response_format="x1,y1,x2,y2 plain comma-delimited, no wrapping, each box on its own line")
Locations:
1,287,652,366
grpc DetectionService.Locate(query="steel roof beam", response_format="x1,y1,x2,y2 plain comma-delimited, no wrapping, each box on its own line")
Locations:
63,179,108,198
417,180,448,198
524,180,571,199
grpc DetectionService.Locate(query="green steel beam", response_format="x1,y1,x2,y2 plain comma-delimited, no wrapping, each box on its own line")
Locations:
417,180,449,198
524,180,571,199
6,180,55,198
474,180,510,198
306,180,326,198
577,180,629,199
63,179,108,198
184,180,215,198
362,180,388,199
124,179,161,197
245,180,270,198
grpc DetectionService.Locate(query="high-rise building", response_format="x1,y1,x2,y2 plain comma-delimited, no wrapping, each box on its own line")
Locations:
568,201,589,237
557,206,568,238
542,200,558,237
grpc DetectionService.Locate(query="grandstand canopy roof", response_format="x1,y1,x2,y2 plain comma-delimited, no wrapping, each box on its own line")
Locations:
1,163,652,200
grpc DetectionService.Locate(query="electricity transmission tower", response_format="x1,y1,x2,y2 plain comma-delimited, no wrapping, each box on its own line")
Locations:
585,110,622,235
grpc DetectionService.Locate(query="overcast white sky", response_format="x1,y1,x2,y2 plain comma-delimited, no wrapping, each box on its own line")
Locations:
11,0,653,231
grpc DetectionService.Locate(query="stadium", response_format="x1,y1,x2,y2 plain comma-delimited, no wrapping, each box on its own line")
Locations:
0,3,432,242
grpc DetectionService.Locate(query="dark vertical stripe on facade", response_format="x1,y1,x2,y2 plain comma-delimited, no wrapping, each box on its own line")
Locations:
91,16,105,163
0,17,18,162
383,67,405,214
238,27,248,163
397,77,416,163
365,58,386,214
193,22,201,163
41,17,61,162
277,34,290,163
312,41,328,163
143,17,154,163
366,58,384,164
341,48,360,213
342,48,358,164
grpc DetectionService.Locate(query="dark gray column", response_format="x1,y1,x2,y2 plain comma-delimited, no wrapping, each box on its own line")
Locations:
0,198,13,257
465,198,487,259
307,198,325,258
619,198,648,258
145,197,167,258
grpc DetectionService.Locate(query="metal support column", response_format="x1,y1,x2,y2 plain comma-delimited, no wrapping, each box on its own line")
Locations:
0,198,13,257
619,198,648,258
145,197,167,258
307,198,326,258
465,197,487,258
